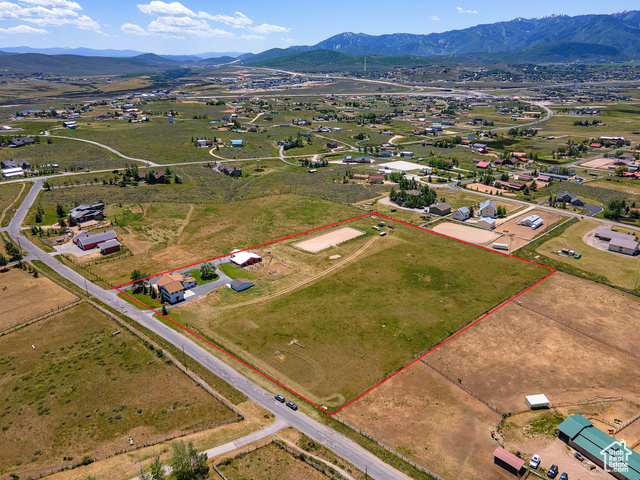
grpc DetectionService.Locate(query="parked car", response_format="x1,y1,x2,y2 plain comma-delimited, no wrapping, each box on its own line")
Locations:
274,394,285,403
547,464,559,478
559,473,568,480
574,452,584,461
529,454,541,469
286,401,298,411
388,225,395,229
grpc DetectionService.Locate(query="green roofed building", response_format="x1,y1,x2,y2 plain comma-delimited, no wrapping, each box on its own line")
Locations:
557,415,640,480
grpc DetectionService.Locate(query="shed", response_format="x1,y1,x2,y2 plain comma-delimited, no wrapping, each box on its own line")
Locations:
230,278,254,292
609,237,639,256
229,249,262,267
429,203,452,216
478,218,496,230
525,394,550,409
98,239,121,255
493,447,525,477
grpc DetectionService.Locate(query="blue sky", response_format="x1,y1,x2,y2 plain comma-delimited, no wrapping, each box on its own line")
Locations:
0,0,637,55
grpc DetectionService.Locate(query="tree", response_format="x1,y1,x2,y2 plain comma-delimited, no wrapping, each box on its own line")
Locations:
56,203,66,218
174,174,183,184
169,441,209,480
5,241,22,262
149,455,165,480
130,270,147,293
0,253,7,268
161,305,168,316
199,262,217,280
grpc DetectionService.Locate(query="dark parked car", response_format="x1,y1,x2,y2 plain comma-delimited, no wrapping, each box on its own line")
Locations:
559,473,568,480
547,465,559,478
286,400,298,411
388,225,395,229
274,394,285,403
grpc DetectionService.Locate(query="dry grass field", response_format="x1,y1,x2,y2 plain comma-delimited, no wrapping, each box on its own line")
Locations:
0,267,79,330
217,442,330,480
0,302,236,479
426,273,640,413
339,361,509,480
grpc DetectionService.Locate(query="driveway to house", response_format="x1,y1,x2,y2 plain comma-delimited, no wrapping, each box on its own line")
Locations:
8,180,411,480
46,134,159,166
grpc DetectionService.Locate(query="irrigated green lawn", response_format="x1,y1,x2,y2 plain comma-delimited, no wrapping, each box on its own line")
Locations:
170,220,549,408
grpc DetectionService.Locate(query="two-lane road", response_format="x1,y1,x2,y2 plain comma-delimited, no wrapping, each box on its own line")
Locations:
8,181,410,480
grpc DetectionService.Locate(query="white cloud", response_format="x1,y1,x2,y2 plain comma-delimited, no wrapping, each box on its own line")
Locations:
0,23,47,33
0,0,103,33
199,11,251,28
146,15,232,38
430,16,441,21
457,6,478,13
137,1,194,17
281,37,294,44
121,22,148,35
250,23,290,34
240,33,265,40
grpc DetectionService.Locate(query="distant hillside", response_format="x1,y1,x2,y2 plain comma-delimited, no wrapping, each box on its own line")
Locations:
0,53,181,75
198,56,237,65
246,10,640,62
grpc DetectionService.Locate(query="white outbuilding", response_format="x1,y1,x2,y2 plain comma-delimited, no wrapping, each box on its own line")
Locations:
525,394,550,410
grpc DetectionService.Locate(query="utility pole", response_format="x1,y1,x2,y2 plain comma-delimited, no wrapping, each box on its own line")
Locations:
364,56,367,73
84,278,89,296
182,345,187,371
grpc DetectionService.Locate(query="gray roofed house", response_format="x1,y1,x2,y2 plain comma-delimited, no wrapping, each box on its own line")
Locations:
556,190,584,206
0,159,30,169
69,203,105,223
73,229,117,250
452,206,471,221
478,199,497,218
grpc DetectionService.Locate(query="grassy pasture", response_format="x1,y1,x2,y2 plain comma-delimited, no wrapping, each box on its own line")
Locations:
589,176,640,196
0,302,236,479
169,218,549,408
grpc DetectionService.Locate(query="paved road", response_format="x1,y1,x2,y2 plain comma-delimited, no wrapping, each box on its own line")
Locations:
203,417,289,458
8,181,411,480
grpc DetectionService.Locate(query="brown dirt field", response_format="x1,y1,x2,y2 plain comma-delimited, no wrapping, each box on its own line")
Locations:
491,234,530,251
0,267,78,329
432,222,500,244
496,209,564,240
493,200,522,214
618,418,640,449
581,157,614,169
293,226,365,253
426,273,640,414
467,183,517,197
519,273,640,355
218,442,329,480
339,361,509,480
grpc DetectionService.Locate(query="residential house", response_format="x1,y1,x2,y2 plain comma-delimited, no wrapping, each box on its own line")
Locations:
156,272,197,304
495,180,526,191
556,191,584,206
11,137,35,148
537,174,551,183
478,199,497,218
326,142,338,149
196,139,213,147
369,176,384,184
69,202,105,223
476,161,491,169
1,159,30,169
230,249,262,267
220,165,242,177
452,207,471,221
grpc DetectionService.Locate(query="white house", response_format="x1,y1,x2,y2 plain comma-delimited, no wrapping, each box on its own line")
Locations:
478,217,496,230
478,199,497,218
452,207,471,221
230,249,262,267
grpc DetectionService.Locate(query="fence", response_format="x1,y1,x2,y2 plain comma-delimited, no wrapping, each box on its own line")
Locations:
420,359,503,415
273,440,344,480
615,411,640,435
61,254,114,287
516,303,640,361
0,299,82,336
331,416,445,480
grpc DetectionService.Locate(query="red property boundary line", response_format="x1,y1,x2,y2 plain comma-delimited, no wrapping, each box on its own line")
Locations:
113,211,556,416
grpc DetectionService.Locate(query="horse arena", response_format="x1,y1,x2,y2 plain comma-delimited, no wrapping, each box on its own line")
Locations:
294,226,366,253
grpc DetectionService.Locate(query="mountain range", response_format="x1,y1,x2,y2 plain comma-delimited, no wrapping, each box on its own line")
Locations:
1,10,639,76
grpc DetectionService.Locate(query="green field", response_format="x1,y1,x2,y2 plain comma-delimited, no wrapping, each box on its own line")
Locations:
169,219,549,408
0,302,236,479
